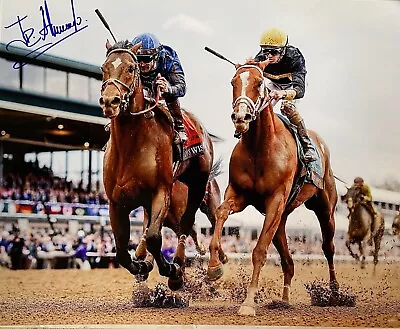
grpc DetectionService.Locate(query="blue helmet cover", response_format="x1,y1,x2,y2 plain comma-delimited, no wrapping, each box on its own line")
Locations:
132,33,163,55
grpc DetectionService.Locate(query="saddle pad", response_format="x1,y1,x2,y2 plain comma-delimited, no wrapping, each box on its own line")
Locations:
182,112,204,161
276,113,324,191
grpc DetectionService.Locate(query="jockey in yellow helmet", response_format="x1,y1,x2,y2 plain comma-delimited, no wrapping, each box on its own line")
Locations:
350,176,380,245
255,28,317,163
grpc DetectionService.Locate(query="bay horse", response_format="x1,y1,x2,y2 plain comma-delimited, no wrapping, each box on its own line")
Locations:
167,159,224,255
135,160,225,267
100,40,216,290
343,187,384,270
207,60,339,315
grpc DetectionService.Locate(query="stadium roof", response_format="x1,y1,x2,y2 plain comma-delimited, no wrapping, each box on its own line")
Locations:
0,43,102,79
0,89,109,153
0,42,223,154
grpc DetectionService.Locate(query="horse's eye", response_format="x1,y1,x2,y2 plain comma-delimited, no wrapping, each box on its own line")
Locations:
258,81,263,87
128,65,134,73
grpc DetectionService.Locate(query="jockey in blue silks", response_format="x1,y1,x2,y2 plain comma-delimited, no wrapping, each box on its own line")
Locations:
132,33,187,143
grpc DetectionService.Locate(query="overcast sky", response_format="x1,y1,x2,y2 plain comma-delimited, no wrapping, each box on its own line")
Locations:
1,0,400,190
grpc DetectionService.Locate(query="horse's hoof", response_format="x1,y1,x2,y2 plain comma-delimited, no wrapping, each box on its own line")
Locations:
220,254,228,264
207,264,223,281
144,260,154,273
330,281,339,292
238,304,256,316
135,273,149,282
173,256,184,267
198,248,207,256
168,276,184,291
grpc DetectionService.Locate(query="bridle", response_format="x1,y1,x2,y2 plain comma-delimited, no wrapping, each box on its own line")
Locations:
232,65,272,120
101,48,158,117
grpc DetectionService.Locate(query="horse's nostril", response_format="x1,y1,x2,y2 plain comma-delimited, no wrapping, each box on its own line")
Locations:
99,97,105,106
111,96,121,106
244,113,252,121
231,113,237,121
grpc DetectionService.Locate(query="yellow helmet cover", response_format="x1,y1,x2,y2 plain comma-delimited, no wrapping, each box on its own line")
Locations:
260,28,288,48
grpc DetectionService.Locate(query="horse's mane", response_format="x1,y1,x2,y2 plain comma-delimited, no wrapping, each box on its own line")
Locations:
106,40,132,56
244,58,258,65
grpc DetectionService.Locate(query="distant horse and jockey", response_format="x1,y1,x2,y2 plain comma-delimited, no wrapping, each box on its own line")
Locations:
342,179,384,270
393,212,400,238
99,39,225,290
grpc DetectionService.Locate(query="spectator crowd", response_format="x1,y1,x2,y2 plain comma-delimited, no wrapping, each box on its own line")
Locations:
1,161,399,271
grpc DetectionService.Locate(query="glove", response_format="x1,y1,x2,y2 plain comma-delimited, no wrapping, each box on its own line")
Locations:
155,74,172,94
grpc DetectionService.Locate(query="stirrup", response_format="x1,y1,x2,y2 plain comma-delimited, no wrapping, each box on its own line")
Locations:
174,130,187,144
304,149,317,163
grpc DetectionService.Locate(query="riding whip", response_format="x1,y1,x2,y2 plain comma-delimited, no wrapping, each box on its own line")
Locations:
204,47,236,66
333,174,350,188
95,9,118,43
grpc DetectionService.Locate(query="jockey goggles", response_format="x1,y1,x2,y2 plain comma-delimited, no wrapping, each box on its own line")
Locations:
137,54,158,63
261,47,283,56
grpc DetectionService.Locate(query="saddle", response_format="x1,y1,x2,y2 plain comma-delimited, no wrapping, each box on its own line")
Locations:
143,91,204,164
276,114,324,208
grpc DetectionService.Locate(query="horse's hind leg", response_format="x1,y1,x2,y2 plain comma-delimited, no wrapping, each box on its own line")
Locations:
346,238,359,260
189,226,206,255
305,190,339,291
373,221,384,273
169,234,187,290
358,241,366,269
272,213,294,303
109,202,143,275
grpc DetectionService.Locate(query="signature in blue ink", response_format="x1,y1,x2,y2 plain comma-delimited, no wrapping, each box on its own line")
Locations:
4,0,88,69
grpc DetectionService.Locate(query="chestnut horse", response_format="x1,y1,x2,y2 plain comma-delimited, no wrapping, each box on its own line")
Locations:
100,40,215,290
343,187,384,270
208,60,339,315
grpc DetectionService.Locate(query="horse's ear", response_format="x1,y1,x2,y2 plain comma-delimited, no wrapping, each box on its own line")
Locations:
106,39,112,51
258,59,269,71
130,41,142,54
234,63,241,70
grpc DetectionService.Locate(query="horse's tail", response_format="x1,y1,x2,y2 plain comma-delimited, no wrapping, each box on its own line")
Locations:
209,157,223,181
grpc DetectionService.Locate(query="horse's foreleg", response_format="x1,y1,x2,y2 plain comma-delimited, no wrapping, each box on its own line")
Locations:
239,192,286,316
136,208,149,259
204,182,227,264
208,185,246,281
346,239,359,260
272,214,294,304
109,202,141,275
190,227,207,255
145,187,178,280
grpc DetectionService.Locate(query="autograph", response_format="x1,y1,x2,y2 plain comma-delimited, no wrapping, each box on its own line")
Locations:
4,0,88,69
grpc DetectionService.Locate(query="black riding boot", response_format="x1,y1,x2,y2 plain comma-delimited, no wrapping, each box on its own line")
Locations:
167,99,188,144
281,101,317,163
296,119,318,163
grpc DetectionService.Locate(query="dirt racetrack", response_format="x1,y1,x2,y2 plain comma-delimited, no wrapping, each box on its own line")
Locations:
0,261,399,327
